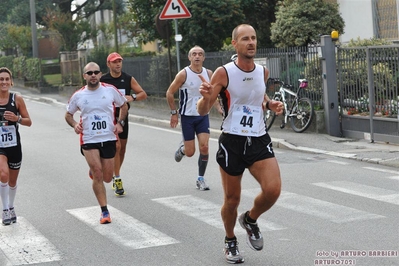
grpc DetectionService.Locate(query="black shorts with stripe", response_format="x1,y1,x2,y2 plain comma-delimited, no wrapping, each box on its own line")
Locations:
216,133,275,176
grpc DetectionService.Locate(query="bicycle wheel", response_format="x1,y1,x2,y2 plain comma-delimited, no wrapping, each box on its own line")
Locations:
264,109,277,131
289,97,314,133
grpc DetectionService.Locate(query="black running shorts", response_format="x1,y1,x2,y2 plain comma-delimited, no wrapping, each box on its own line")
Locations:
216,133,275,176
81,140,117,159
118,116,129,140
0,144,22,170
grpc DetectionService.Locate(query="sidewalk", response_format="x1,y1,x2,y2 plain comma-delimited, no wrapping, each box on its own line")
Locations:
14,87,399,169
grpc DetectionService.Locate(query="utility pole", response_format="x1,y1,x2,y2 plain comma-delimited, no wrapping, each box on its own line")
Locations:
112,0,118,52
30,0,38,58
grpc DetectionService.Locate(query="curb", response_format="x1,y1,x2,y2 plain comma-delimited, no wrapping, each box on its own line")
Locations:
25,94,399,169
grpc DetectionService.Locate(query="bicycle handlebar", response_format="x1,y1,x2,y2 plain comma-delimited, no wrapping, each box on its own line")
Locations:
267,78,307,89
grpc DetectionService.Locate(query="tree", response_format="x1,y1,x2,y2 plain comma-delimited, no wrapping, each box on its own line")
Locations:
270,0,345,47
126,0,175,44
179,0,244,52
0,0,17,24
0,23,32,56
42,8,93,51
241,0,278,48
127,0,245,52
41,0,125,51
1,0,125,52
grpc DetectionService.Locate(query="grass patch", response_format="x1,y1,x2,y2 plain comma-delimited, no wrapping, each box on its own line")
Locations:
42,58,59,64
43,74,62,86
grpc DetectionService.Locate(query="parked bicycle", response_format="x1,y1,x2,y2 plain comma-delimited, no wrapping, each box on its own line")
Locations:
264,78,314,133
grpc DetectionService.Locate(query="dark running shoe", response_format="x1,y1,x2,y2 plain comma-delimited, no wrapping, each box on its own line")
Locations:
114,178,125,196
238,211,263,251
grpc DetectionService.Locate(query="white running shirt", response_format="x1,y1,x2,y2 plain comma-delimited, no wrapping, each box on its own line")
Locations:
179,66,210,116
220,62,266,137
66,83,127,144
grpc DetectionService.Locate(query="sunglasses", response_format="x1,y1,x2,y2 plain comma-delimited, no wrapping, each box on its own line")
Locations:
85,70,101,76
0,77,10,81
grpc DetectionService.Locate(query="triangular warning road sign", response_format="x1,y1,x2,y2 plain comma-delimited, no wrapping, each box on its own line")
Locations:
159,0,192,20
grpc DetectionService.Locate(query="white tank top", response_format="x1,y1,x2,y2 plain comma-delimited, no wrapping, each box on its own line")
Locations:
220,62,266,136
179,66,210,116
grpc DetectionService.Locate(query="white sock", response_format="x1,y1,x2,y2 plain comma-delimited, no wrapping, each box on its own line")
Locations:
8,185,17,209
0,182,9,210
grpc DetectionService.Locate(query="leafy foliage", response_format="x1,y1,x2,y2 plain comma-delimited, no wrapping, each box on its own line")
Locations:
0,23,33,56
0,56,14,74
271,0,345,47
345,37,393,47
42,8,93,51
241,0,278,48
128,0,245,52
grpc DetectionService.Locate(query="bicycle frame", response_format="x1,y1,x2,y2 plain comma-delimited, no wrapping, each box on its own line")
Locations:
274,79,307,122
265,78,313,133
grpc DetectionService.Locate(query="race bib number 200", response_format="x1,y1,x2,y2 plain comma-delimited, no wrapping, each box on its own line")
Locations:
88,115,109,136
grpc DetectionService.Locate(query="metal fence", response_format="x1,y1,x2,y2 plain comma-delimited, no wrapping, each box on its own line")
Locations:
338,45,399,142
56,44,399,142
121,47,323,104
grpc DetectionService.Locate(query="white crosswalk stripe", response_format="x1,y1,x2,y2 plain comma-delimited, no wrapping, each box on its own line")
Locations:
313,181,399,205
242,189,385,223
0,175,394,265
67,205,179,249
152,195,287,233
327,160,351,165
0,217,63,265
363,166,399,180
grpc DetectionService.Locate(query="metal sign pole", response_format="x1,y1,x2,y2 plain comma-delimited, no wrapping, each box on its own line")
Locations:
174,19,181,72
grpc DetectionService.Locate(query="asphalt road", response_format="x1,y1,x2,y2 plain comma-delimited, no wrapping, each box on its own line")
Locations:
0,94,397,265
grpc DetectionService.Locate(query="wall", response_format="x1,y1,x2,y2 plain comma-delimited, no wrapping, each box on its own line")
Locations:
338,0,375,43
38,32,61,59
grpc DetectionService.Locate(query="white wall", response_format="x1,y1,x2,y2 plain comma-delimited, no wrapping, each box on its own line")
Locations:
338,0,374,43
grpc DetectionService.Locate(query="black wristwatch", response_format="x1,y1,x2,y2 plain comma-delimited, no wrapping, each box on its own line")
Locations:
132,93,137,101
118,119,125,127
170,110,177,115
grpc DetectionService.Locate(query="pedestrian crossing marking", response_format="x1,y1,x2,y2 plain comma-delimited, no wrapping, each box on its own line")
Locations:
364,166,399,175
363,166,399,180
0,217,63,265
152,195,286,232
67,206,179,249
313,181,399,205
327,160,350,165
242,189,384,223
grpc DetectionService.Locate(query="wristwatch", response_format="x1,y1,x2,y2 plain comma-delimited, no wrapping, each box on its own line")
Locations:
132,93,137,101
170,110,177,115
118,119,125,127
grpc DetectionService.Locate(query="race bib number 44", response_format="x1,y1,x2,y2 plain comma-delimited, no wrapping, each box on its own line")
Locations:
230,104,262,136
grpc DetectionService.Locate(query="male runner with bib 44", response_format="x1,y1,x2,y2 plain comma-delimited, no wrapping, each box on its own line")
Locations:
197,25,284,263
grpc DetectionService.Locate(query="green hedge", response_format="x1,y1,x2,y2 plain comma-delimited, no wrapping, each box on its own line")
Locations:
0,56,14,74
12,56,41,81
